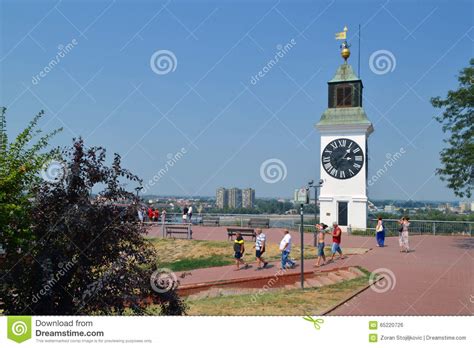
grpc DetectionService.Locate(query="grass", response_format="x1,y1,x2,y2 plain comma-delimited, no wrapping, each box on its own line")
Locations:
149,238,369,272
159,255,230,272
143,267,371,315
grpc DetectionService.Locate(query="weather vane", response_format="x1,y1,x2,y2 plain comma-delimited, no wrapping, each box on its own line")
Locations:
335,26,350,62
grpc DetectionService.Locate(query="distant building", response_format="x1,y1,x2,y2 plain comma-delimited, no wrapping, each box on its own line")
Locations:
384,205,395,213
471,202,474,212
216,187,255,209
216,187,228,209
228,188,242,209
242,188,255,208
459,201,470,213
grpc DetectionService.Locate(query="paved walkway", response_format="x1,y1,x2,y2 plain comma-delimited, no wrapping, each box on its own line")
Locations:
147,225,474,315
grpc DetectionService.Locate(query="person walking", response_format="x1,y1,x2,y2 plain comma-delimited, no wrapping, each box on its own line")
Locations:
279,230,296,270
375,217,385,247
330,222,345,262
399,217,410,253
254,229,268,270
314,223,329,267
233,233,249,270
182,206,188,223
187,206,193,223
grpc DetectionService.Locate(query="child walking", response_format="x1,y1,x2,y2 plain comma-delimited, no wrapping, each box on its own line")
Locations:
233,233,249,270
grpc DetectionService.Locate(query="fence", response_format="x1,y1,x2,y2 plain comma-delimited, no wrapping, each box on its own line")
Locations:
347,219,472,236
148,213,472,236
284,219,472,237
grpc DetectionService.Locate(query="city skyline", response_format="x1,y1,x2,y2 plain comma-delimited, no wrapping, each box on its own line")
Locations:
2,1,472,201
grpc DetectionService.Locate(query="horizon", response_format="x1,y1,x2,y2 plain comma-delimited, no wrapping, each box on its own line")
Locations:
138,193,468,204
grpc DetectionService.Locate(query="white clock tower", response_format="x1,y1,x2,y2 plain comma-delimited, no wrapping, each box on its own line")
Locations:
316,36,373,232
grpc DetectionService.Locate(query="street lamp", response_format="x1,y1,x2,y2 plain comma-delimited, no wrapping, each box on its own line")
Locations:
135,186,143,200
308,179,324,224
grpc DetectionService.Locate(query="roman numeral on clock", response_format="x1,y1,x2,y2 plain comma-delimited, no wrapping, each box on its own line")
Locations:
322,156,331,163
355,155,363,162
337,139,346,147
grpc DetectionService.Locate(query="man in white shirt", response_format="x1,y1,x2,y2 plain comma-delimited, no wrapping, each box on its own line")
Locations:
254,229,268,270
279,230,296,270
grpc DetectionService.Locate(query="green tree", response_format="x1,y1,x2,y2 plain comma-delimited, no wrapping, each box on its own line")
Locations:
431,59,474,198
0,107,61,256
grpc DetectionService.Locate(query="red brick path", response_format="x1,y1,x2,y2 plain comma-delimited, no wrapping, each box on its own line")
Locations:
147,225,474,315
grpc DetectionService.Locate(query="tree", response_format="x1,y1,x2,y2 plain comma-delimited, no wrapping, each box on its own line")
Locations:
431,59,474,198
0,138,186,315
0,107,61,266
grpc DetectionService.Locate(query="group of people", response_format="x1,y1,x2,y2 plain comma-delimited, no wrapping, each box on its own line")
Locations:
232,223,346,271
137,207,165,223
233,229,269,270
374,216,411,252
137,205,195,224
314,222,345,267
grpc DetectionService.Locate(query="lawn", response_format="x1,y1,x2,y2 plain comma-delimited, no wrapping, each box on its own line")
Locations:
149,238,369,272
144,267,371,315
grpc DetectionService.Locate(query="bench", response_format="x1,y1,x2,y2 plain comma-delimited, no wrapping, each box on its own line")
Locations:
202,217,220,227
165,224,192,239
248,218,270,228
227,227,256,241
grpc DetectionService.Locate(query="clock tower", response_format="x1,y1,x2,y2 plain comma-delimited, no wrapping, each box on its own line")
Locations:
316,32,373,231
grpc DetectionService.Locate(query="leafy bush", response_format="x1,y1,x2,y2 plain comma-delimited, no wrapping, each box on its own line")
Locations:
1,137,186,315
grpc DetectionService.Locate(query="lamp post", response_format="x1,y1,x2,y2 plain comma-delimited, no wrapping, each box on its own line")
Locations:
308,180,324,224
308,180,323,247
135,186,143,199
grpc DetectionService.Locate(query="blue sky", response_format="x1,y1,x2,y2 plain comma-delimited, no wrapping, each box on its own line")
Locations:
1,0,472,201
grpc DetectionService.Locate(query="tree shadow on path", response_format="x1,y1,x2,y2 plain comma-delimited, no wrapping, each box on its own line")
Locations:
451,238,474,250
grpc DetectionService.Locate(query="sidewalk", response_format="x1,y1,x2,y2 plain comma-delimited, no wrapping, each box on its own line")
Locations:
154,227,473,315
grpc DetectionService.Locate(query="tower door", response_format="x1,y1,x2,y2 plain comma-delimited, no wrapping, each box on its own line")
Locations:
337,201,348,226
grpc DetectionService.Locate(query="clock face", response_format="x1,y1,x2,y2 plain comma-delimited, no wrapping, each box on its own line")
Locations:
322,138,364,179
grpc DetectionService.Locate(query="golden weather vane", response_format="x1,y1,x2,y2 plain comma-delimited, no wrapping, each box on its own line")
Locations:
335,26,350,62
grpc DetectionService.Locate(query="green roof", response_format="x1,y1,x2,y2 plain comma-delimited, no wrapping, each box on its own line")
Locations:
328,63,360,83
316,107,373,130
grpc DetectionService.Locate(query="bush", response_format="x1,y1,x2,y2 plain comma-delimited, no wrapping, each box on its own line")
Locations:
0,138,186,315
